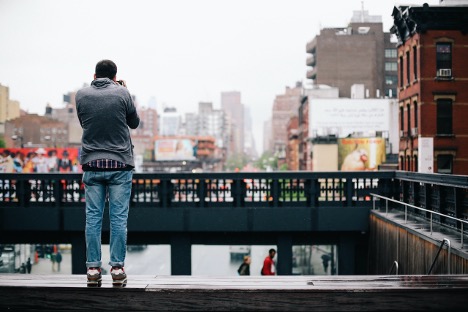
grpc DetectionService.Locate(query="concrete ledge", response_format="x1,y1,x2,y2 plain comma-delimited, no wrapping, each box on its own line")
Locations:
1,275,468,311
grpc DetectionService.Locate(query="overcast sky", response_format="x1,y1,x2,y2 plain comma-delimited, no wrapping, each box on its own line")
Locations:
0,0,440,155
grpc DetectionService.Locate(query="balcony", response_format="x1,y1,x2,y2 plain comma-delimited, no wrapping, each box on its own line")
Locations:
306,68,317,80
306,55,315,67
306,38,316,53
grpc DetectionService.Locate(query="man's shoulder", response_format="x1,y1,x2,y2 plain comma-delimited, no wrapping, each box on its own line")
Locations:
75,86,92,98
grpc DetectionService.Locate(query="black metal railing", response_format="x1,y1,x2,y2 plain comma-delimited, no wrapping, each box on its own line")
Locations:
1,171,467,223
0,171,394,209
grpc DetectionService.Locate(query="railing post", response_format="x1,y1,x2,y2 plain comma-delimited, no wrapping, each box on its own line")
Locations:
345,179,353,207
307,178,319,208
405,204,407,223
445,238,451,275
197,179,206,208
430,213,433,235
234,178,244,208
461,222,464,249
271,179,279,208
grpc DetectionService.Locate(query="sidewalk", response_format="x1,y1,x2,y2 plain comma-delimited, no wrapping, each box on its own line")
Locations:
30,250,72,275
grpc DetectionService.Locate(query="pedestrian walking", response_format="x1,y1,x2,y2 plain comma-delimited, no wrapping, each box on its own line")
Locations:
56,251,63,272
237,255,251,276
76,59,140,287
261,248,276,275
26,257,32,273
50,252,57,272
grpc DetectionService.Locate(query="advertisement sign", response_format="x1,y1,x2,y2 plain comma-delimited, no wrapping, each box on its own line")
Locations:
338,137,386,171
418,137,433,173
309,99,390,137
0,147,81,173
154,139,196,161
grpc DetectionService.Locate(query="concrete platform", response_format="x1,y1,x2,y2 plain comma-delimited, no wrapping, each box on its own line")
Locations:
1,274,468,311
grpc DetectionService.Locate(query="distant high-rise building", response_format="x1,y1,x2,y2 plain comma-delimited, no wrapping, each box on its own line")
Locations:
306,10,397,99
221,91,244,157
184,102,228,153
243,106,257,159
46,91,82,147
263,119,272,154
130,106,158,158
270,82,302,156
0,83,20,124
159,107,181,136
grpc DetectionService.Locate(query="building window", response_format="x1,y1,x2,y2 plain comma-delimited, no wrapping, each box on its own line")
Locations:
400,106,404,131
399,57,404,87
436,99,452,135
406,103,411,135
413,101,418,129
437,154,453,174
385,75,398,85
385,49,397,58
436,43,452,76
385,88,396,98
406,51,410,85
413,46,418,80
385,62,397,71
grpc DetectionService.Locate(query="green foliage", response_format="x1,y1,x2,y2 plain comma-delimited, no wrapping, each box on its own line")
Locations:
0,136,5,148
253,151,278,171
225,153,250,171
279,163,289,171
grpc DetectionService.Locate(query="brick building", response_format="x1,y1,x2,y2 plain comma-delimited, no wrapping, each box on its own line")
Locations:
4,114,68,148
306,10,397,99
286,116,299,171
391,2,468,174
270,82,302,157
298,95,310,171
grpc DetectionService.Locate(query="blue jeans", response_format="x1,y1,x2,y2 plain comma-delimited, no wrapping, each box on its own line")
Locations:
83,170,133,268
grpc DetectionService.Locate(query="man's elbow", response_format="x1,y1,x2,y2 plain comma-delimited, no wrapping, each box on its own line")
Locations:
128,119,140,129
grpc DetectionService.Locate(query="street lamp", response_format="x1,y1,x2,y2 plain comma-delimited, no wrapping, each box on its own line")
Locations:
11,134,24,148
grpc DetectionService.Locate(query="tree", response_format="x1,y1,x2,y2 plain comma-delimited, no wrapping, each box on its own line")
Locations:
0,136,5,148
253,151,278,171
225,153,250,171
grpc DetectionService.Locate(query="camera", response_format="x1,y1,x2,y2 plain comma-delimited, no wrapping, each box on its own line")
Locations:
117,80,126,87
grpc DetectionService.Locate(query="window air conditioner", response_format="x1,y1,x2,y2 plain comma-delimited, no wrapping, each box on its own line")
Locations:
411,127,418,136
438,68,452,77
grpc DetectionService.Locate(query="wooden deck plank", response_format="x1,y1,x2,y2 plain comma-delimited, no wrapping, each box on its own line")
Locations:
1,275,467,311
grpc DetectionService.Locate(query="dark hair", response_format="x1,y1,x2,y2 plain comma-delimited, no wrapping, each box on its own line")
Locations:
269,248,276,254
95,59,117,79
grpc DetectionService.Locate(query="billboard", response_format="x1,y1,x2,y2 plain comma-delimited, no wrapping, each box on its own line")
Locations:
338,138,386,171
154,139,196,161
0,147,81,173
309,99,390,137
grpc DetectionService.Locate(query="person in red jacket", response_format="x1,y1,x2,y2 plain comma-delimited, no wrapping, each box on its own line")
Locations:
261,248,276,275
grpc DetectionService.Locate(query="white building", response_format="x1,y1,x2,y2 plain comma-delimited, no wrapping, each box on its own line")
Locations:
159,107,181,136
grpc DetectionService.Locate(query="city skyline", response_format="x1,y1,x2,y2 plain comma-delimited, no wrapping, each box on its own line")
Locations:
0,0,440,155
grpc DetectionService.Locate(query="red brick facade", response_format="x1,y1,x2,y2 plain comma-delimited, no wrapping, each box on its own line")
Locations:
392,5,468,175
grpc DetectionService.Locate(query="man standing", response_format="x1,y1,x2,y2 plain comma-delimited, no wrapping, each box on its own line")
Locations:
76,59,140,287
261,248,276,275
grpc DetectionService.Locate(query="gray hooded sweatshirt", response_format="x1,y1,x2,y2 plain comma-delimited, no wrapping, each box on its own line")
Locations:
76,78,140,168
